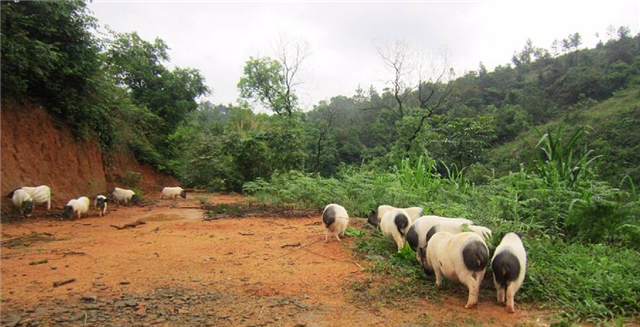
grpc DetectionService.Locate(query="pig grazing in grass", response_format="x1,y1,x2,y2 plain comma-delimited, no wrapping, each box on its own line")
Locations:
380,208,412,252
367,205,422,227
406,215,475,266
492,232,527,313
426,221,492,245
423,231,489,309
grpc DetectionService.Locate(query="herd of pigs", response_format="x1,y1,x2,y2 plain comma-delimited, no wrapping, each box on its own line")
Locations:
322,203,526,313
6,184,525,313
6,184,186,219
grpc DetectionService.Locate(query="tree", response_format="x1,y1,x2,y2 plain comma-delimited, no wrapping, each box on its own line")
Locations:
105,31,209,133
1,1,103,135
562,33,582,52
104,31,209,166
375,40,414,118
238,36,310,117
617,26,631,39
551,39,561,57
405,49,455,152
368,40,456,154
310,100,339,173
431,116,496,168
273,35,311,113
238,57,292,115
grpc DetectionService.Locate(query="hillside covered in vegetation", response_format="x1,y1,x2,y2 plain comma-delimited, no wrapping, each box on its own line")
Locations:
2,1,640,324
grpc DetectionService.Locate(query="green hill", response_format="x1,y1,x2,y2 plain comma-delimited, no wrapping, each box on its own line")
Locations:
488,86,640,187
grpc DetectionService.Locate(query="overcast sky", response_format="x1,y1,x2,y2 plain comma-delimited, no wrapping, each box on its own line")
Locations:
88,1,640,110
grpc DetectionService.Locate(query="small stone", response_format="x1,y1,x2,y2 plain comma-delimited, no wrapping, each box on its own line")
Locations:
93,281,105,287
3,313,21,327
124,300,137,307
70,312,84,321
82,294,97,302
119,280,130,285
85,304,99,310
50,266,57,270
365,254,385,261
95,274,103,279
295,323,306,327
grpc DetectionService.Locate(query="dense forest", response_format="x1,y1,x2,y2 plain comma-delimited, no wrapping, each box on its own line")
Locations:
3,2,639,190
2,1,640,323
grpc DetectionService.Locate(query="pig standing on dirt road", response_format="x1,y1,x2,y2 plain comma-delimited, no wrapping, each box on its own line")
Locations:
62,196,91,219
95,195,108,216
322,204,349,242
161,187,187,199
112,187,138,205
8,185,52,211
8,189,34,218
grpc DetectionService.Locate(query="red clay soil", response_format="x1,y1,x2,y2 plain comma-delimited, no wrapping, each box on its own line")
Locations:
1,100,107,206
1,99,178,208
107,153,180,194
0,194,551,327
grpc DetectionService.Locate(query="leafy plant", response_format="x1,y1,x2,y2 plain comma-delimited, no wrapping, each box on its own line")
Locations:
533,124,600,187
122,171,142,188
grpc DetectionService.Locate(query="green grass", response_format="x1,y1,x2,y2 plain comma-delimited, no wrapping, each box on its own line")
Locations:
488,87,640,189
244,156,640,323
193,194,211,206
523,239,640,322
346,227,442,308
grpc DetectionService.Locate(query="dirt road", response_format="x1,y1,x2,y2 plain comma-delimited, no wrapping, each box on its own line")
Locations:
1,194,548,327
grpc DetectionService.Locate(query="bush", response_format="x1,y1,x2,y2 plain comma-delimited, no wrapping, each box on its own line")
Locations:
122,171,142,188
243,154,640,322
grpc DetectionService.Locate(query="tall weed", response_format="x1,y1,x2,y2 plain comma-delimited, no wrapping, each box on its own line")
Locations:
242,147,640,322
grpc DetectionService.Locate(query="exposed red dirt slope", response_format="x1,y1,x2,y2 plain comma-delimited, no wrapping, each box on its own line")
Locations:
1,100,177,208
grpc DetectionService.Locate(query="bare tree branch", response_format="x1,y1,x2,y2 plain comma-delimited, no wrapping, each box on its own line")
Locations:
376,40,415,118
403,49,455,152
273,35,311,116
405,81,455,151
